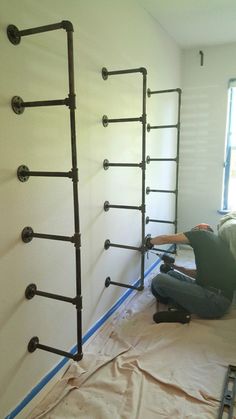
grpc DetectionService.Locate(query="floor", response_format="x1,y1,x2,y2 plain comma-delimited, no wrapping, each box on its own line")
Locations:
27,249,236,418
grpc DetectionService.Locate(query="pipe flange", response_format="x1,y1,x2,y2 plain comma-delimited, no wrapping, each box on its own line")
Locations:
146,187,150,195
7,24,21,45
17,165,29,182
146,156,150,164
25,283,37,300
28,336,39,353
11,96,24,114
105,277,111,287
102,115,109,127
103,159,109,170
147,88,151,97
146,216,150,224
147,124,151,132
104,201,110,212
104,239,110,250
22,226,34,243
101,67,108,80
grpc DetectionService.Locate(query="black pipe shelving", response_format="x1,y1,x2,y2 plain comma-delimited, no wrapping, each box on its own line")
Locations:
102,66,147,291
146,87,182,252
8,21,82,362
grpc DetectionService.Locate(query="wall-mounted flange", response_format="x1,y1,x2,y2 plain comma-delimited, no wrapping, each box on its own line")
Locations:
103,159,109,170
147,124,151,132
104,239,110,250
146,216,150,224
104,201,110,212
102,115,109,127
22,226,34,243
146,156,150,164
147,88,151,97
146,187,150,195
25,283,37,299
102,67,108,80
11,96,25,114
105,277,111,287
17,165,29,182
28,336,39,353
7,24,21,45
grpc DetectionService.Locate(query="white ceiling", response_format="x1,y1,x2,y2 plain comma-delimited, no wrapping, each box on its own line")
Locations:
138,0,236,48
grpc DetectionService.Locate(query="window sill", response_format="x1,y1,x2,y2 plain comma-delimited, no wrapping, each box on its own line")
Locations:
217,209,230,215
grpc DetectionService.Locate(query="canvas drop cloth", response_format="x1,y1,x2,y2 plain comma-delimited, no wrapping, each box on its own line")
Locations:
28,255,236,419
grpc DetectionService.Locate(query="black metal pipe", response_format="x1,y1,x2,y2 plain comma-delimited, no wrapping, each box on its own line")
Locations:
146,156,177,163
66,27,82,359
17,165,73,182
24,99,68,108
25,283,76,304
28,337,81,360
147,123,178,132
105,277,141,290
104,239,141,252
146,217,176,225
34,232,73,242
104,201,142,212
27,171,72,177
140,69,147,290
19,22,65,36
147,88,181,96
146,187,176,194
103,159,142,170
103,115,142,126
102,67,146,80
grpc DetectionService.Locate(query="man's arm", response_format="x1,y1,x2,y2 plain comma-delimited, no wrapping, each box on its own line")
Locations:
150,233,190,247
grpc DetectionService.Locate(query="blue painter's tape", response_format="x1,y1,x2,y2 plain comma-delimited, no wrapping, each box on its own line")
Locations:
5,255,164,419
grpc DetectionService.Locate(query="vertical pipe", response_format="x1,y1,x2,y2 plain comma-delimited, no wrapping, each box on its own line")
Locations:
66,29,82,358
140,70,147,290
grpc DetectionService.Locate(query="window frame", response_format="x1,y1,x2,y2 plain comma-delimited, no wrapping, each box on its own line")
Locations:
222,79,236,211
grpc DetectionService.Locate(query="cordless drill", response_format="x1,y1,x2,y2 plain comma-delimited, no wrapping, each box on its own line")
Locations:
145,235,175,273
159,253,175,273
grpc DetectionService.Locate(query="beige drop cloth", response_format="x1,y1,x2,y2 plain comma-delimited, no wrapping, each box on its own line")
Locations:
28,261,236,418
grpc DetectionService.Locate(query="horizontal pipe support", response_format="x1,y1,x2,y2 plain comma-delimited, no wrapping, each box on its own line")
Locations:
105,277,143,291
102,67,147,80
146,156,177,164
147,88,181,97
147,123,178,132
27,337,82,361
104,201,143,212
7,21,73,45
25,284,82,308
146,187,176,195
103,159,142,170
146,216,176,225
104,239,141,252
102,114,143,127
11,95,75,115
17,165,73,182
21,227,81,247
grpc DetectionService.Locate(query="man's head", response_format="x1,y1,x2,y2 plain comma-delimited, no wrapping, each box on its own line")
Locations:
191,223,214,232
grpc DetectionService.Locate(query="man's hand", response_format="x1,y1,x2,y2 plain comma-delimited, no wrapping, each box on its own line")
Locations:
145,235,154,250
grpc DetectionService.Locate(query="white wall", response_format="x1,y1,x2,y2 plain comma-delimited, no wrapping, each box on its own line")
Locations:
179,43,236,232
0,0,181,416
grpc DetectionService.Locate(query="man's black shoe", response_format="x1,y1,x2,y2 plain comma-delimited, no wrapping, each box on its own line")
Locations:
153,310,191,324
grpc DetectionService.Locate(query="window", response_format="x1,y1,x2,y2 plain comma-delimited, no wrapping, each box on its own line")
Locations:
222,80,236,210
